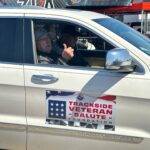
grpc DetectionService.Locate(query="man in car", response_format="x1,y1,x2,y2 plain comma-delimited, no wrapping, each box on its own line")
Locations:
35,29,74,65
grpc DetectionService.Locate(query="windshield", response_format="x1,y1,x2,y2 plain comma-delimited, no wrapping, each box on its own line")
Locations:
94,18,150,56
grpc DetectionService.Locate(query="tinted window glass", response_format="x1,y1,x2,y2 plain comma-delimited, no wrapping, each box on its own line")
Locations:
0,18,23,63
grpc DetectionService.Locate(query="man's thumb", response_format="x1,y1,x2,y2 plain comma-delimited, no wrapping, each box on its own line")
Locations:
63,44,67,49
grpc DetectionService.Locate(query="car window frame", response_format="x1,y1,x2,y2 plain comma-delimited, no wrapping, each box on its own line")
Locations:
24,16,121,69
24,14,145,73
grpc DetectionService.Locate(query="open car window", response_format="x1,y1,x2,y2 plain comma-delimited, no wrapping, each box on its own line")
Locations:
32,19,116,68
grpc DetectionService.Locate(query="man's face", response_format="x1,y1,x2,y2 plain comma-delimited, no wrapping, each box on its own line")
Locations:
37,35,52,54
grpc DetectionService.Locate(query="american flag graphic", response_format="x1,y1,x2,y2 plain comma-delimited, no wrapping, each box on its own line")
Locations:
48,100,66,119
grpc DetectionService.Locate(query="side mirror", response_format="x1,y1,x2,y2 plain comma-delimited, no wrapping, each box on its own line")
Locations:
106,48,134,72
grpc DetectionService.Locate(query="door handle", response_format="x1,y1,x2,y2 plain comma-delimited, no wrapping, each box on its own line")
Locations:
31,74,58,85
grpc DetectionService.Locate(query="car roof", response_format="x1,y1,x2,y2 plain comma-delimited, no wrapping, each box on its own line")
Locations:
0,6,109,20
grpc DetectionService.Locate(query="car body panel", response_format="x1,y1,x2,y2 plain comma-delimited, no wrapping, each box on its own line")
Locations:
0,64,26,150
24,65,150,150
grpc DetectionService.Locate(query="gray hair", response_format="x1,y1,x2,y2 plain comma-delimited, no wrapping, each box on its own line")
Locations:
35,29,48,41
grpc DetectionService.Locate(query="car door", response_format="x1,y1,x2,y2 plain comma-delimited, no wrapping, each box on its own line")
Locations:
0,16,26,150
24,15,150,150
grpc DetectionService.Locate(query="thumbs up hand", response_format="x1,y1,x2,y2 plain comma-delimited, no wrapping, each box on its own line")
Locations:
62,44,74,61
